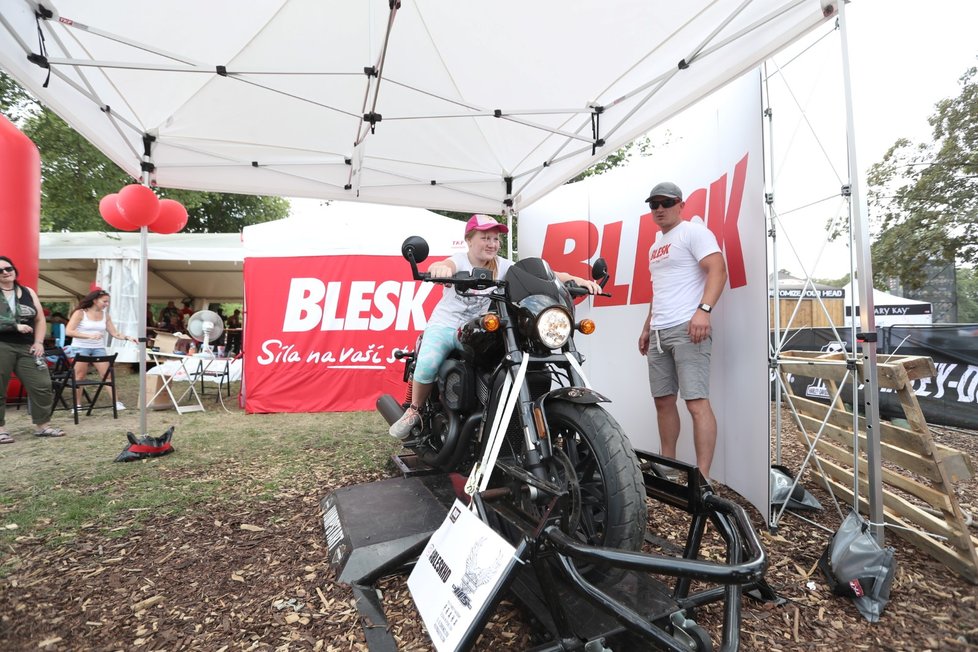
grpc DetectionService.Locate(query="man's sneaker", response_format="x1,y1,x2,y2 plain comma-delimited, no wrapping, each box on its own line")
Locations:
389,407,420,440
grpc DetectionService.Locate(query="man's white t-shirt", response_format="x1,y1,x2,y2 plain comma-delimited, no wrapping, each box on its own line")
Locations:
427,252,514,328
648,220,721,330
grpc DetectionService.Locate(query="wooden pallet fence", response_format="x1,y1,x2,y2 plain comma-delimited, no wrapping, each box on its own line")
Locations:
778,350,978,584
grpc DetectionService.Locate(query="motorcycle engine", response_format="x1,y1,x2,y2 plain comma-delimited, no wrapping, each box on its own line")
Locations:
437,358,474,412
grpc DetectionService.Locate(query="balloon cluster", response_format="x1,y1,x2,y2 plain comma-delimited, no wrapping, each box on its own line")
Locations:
99,184,188,234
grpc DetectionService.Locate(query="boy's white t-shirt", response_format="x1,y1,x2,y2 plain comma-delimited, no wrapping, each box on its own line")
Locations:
427,252,514,328
648,220,721,330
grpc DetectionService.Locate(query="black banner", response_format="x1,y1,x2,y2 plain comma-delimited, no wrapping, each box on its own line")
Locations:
774,325,978,431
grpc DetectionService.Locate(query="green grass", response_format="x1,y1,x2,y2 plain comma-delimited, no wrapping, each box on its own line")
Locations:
0,368,401,561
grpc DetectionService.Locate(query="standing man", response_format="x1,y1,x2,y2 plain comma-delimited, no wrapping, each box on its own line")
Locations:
637,182,727,479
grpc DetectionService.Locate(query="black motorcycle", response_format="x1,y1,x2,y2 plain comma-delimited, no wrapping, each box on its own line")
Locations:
377,236,647,558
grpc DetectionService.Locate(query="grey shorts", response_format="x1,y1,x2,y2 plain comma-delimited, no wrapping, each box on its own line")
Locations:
646,321,712,400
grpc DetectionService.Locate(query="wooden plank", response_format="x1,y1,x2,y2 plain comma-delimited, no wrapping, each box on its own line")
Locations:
789,393,929,455
894,383,930,435
822,476,978,584
879,354,939,381
795,413,944,483
779,360,855,386
786,393,974,481
779,352,936,388
797,434,953,513
817,457,968,547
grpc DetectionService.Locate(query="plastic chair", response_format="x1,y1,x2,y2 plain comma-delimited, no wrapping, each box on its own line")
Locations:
67,353,118,424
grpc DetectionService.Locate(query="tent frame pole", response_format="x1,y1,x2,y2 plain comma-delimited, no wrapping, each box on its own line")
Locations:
138,163,152,437
838,1,884,543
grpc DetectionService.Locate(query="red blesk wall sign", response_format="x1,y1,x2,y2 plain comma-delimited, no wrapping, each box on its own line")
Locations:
243,255,440,413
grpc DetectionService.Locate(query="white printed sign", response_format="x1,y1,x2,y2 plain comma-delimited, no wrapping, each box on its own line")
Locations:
407,500,517,651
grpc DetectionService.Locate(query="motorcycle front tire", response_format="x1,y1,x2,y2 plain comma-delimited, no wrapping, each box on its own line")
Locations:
545,401,648,559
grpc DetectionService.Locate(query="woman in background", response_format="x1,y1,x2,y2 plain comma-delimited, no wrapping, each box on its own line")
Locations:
0,255,63,440
66,289,136,408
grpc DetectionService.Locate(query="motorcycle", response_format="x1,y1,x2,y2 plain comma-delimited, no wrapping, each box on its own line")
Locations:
377,236,648,558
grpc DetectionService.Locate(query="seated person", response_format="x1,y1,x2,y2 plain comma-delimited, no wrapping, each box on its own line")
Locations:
179,298,194,320
159,301,180,326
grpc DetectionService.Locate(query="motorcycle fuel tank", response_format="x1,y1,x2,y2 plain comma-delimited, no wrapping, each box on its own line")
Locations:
457,316,504,360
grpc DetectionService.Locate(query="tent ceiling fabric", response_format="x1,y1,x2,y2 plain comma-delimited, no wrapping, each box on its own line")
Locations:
0,0,834,214
38,232,244,302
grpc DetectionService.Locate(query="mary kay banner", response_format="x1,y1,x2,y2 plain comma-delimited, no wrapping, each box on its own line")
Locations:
243,255,440,413
779,325,978,430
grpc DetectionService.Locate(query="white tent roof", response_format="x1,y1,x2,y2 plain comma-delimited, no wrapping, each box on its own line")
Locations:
39,231,244,302
866,288,930,308
39,202,462,301
0,0,835,214
243,201,464,257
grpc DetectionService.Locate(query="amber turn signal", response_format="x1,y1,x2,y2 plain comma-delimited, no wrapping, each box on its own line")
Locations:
577,319,596,335
481,313,501,331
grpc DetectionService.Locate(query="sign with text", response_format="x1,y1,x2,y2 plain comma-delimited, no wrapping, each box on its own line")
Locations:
519,70,770,519
244,254,441,413
407,500,517,651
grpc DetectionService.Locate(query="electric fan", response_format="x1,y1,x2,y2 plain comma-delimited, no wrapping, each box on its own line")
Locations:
186,310,225,358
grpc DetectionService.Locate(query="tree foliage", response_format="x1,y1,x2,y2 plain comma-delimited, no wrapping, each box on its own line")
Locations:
867,64,978,289
958,267,978,322
1,72,288,232
569,137,653,184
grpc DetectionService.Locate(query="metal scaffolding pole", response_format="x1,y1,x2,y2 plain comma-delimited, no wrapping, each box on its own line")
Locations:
838,1,885,544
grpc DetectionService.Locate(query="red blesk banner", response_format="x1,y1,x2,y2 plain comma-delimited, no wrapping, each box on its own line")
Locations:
243,255,439,413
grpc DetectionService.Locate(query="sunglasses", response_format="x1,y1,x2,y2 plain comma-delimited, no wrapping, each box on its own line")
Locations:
648,198,681,210
0,266,14,274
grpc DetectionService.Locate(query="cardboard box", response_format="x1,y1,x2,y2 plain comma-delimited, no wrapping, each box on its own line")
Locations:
151,330,193,354
145,374,172,410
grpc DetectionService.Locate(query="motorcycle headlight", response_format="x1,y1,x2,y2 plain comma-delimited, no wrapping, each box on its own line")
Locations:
536,307,572,349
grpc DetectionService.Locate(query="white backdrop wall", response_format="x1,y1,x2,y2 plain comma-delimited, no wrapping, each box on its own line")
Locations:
520,72,770,517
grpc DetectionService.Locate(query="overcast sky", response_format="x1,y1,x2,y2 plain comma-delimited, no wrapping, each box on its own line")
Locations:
846,0,977,170
761,0,978,278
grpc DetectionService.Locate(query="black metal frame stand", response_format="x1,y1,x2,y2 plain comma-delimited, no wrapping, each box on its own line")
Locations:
321,451,780,651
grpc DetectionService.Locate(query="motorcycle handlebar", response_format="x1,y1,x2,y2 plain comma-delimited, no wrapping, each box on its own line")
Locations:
420,271,611,298
565,281,612,299
418,271,504,292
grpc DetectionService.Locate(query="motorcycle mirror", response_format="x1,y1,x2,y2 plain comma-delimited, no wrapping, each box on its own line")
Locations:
401,236,429,263
591,258,610,289
401,236,429,281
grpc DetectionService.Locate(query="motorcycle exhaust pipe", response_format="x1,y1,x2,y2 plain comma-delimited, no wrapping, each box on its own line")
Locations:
418,412,481,470
376,394,405,427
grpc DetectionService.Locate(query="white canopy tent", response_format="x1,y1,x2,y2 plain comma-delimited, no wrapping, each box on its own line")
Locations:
4,0,894,538
38,231,244,302
847,288,933,326
242,201,464,258
38,231,244,362
0,0,835,215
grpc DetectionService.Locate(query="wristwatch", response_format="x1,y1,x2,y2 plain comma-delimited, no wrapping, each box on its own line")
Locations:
698,303,713,313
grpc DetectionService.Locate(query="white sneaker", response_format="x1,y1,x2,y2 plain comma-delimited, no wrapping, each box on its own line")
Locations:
388,407,420,440
115,401,126,411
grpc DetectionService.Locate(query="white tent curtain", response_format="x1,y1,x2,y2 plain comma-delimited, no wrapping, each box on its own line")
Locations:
95,258,140,362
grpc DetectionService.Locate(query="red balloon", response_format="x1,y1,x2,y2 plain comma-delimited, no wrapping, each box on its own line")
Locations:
150,199,189,234
117,183,160,227
99,193,138,231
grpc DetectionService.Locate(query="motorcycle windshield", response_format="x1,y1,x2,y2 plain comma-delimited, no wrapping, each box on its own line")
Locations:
506,258,562,304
